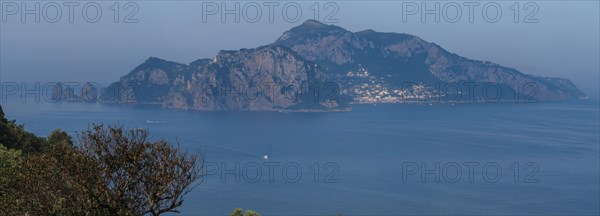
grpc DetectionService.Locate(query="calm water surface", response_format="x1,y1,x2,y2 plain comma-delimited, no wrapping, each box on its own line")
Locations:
2,100,599,215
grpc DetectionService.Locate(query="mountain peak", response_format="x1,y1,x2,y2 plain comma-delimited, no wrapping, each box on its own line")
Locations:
301,19,326,27
275,20,348,45
142,57,184,66
290,19,346,32
142,57,177,66
288,19,346,33
145,56,165,62
127,57,186,76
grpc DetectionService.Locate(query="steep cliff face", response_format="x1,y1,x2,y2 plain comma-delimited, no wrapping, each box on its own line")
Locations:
273,20,586,101
99,57,188,104
97,20,585,110
99,46,343,111
163,45,338,111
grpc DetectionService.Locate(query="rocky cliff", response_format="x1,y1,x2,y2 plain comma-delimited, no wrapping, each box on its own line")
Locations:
96,20,585,111
273,20,586,102
100,46,343,111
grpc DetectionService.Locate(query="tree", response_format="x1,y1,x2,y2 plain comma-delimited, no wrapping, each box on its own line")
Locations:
48,129,74,146
0,104,5,121
0,105,47,153
0,141,109,215
0,106,205,215
230,208,261,216
79,124,204,216
0,144,23,214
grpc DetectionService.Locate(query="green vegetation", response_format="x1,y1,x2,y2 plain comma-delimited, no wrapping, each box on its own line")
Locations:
0,105,47,153
0,105,204,215
230,208,261,216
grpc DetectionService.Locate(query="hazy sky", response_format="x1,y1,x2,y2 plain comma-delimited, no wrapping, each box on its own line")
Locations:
1,1,598,98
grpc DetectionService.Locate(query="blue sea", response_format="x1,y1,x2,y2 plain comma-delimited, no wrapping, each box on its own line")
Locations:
2,100,599,215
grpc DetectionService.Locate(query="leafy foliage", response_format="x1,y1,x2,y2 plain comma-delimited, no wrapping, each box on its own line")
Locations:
0,129,106,215
0,105,204,216
0,111,47,153
0,144,23,213
79,124,203,216
230,208,261,216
